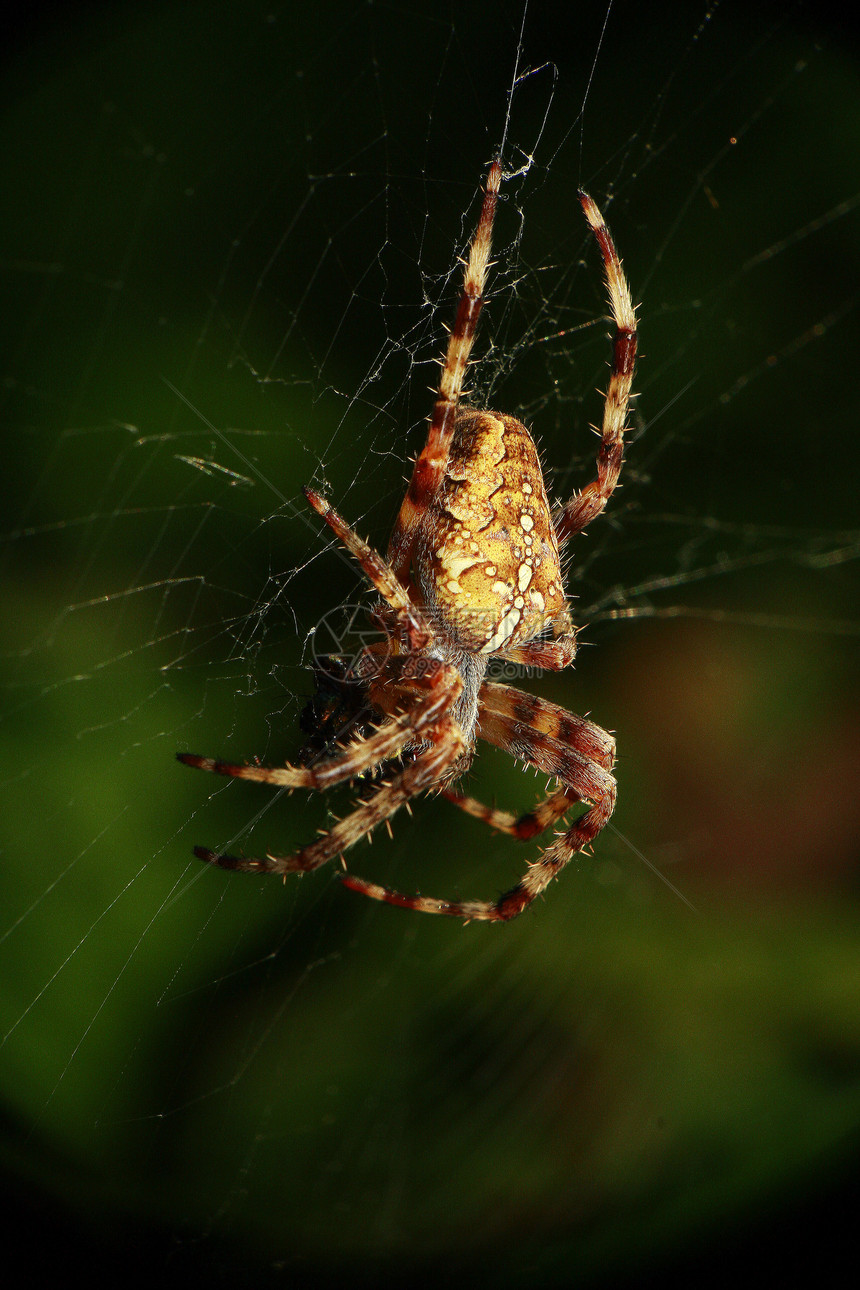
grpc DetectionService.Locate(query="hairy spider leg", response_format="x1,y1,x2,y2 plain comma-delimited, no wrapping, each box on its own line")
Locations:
479,681,616,769
440,674,616,837
195,709,464,877
179,491,445,793
340,682,616,921
441,785,578,840
387,161,502,582
495,606,580,670
557,193,638,544
303,486,432,651
177,658,460,792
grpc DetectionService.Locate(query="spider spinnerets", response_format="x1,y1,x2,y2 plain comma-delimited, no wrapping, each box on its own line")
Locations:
178,160,638,922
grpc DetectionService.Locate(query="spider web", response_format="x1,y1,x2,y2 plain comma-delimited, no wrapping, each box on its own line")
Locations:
2,1,859,1284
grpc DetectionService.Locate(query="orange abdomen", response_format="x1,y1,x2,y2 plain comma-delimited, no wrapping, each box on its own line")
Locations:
416,409,565,654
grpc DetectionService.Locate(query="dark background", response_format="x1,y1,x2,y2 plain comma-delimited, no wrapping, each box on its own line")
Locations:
2,1,858,1286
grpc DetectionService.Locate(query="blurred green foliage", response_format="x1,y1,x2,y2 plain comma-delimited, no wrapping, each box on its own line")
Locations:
1,1,858,1285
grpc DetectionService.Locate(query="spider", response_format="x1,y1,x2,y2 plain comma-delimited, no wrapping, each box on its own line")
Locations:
178,161,637,921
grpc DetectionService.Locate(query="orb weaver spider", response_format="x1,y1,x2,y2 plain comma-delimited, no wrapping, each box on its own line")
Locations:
179,161,637,921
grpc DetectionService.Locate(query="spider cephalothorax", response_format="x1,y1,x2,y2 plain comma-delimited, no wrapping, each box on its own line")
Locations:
179,161,637,921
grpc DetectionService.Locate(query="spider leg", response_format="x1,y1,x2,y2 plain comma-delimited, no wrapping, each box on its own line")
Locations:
304,487,432,650
441,785,577,839
177,657,462,792
341,681,615,921
479,680,616,770
485,778,618,920
471,684,617,919
387,162,502,582
557,193,637,544
494,616,580,671
437,641,605,836
199,714,464,877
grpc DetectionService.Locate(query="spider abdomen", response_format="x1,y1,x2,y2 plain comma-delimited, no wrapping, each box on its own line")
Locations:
416,408,565,655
